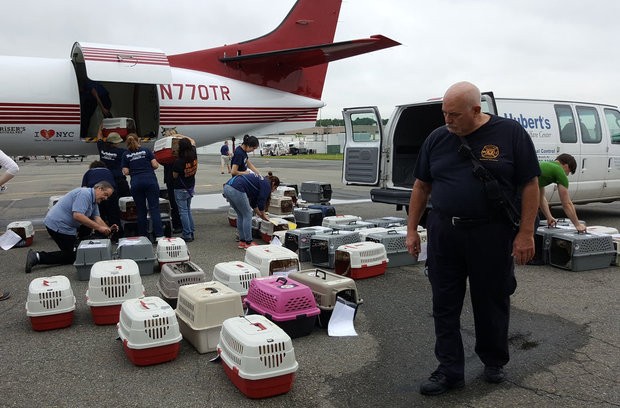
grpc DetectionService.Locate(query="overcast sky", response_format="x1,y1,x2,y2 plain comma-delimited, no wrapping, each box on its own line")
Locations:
1,0,619,120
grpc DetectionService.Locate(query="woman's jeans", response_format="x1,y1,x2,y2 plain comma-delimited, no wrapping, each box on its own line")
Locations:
174,189,194,239
223,184,253,243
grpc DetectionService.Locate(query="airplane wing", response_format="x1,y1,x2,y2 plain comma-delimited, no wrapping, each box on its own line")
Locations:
219,35,400,71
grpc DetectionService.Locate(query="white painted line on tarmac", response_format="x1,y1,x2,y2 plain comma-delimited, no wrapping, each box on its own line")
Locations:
191,194,371,210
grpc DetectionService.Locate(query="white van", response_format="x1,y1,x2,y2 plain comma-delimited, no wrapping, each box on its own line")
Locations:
342,93,620,211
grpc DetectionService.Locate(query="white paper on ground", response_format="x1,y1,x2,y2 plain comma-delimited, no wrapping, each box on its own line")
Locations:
328,297,358,337
0,229,23,250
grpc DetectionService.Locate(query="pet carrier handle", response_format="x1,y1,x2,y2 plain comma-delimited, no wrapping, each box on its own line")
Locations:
276,276,288,285
387,229,398,234
313,269,328,280
203,287,219,294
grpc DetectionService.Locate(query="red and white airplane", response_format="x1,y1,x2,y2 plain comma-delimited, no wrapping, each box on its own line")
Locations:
0,0,399,156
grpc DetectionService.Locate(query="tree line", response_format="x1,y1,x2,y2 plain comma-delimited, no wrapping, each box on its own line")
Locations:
315,117,388,127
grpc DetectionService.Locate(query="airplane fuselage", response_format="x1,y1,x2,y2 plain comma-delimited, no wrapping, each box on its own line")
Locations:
0,55,321,156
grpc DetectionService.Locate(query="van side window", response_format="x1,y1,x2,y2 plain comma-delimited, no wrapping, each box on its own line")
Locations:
604,108,620,144
554,104,576,143
576,106,602,144
349,113,380,142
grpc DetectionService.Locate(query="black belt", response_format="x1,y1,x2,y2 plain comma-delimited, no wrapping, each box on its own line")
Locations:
449,216,491,227
435,211,498,227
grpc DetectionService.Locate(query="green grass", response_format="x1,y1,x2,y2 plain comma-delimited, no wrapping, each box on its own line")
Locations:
258,153,343,160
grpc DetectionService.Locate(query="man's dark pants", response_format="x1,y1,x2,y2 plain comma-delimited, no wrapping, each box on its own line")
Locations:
426,210,517,381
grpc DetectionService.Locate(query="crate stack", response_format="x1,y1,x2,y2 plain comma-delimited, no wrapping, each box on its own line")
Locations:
117,296,182,366
244,275,320,338
217,315,298,398
86,259,145,325
366,229,421,267
334,241,389,279
300,181,332,205
102,117,134,140
73,239,113,281
275,185,298,207
259,217,290,243
119,198,172,238
176,281,244,353
156,261,206,307
244,245,300,276
310,230,361,269
212,261,262,301
7,221,35,247
156,237,190,267
288,269,363,327
548,230,616,271
117,236,156,276
268,196,294,216
227,207,237,227
26,275,76,331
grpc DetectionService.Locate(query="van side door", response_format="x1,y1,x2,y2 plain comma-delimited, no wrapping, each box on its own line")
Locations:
603,107,620,197
572,105,606,201
342,107,383,185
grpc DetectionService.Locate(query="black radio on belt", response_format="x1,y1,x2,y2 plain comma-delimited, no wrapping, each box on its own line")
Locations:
457,140,520,230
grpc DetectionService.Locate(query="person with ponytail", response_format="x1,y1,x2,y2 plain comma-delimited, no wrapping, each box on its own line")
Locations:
172,138,198,242
223,171,280,249
230,134,260,176
121,134,164,241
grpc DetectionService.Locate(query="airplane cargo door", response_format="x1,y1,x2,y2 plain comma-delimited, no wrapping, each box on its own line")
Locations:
71,42,172,139
342,107,383,185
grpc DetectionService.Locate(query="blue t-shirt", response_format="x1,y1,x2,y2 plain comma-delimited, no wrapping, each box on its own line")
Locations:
231,145,248,172
97,140,127,178
172,157,197,190
81,167,116,189
228,173,272,211
414,115,540,218
44,187,100,235
220,144,230,156
121,148,157,179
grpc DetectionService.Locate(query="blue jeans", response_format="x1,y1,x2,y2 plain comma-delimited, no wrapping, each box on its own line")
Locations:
174,189,194,239
130,176,164,238
223,184,253,243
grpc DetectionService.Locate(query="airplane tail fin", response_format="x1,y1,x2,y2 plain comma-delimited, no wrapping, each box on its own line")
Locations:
167,0,399,100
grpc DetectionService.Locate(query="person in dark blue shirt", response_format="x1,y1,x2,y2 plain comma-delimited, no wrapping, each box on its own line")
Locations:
81,160,122,238
121,134,164,241
220,140,232,174
230,134,260,176
406,82,540,396
96,127,130,198
80,80,112,138
223,171,279,249
172,138,198,242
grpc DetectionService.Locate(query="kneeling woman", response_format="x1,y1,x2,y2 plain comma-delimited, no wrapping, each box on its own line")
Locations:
223,172,279,249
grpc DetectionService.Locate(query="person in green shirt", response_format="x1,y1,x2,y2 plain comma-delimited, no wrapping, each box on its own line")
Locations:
538,153,586,232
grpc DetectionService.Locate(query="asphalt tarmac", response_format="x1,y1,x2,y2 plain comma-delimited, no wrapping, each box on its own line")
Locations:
0,156,618,408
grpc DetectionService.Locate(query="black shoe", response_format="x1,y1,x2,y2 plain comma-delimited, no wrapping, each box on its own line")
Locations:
173,227,183,234
25,249,39,273
483,366,506,383
419,371,465,396
182,236,194,242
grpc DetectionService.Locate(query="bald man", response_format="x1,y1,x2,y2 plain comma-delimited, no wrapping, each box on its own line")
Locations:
406,81,540,395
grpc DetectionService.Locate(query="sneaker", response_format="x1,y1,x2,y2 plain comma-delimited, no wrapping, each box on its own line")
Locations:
483,366,506,384
238,242,249,249
246,242,258,247
0,185,6,192
0,291,10,301
25,249,39,273
419,371,464,396
182,236,194,243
